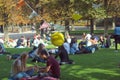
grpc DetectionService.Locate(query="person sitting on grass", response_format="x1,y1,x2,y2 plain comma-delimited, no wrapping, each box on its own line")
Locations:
38,49,60,80
98,35,105,48
75,40,96,54
55,45,74,65
90,37,99,50
29,43,46,63
104,34,111,48
9,52,37,80
76,42,91,54
85,37,97,53
7,43,45,63
70,37,79,55
0,44,6,54
63,38,70,54
15,36,25,48
0,42,11,55
80,32,87,45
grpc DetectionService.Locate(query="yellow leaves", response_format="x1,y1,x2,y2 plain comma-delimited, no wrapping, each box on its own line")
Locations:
12,15,30,24
0,3,3,7
0,22,5,25
72,13,82,21
93,0,97,2
70,0,74,3
0,0,3,3
16,0,25,9
0,0,31,25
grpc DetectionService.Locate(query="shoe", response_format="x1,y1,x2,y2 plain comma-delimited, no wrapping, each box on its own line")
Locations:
59,62,66,65
91,48,95,53
31,58,37,62
68,61,75,64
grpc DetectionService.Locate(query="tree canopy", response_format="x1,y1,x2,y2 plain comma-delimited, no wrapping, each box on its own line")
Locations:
1,0,120,41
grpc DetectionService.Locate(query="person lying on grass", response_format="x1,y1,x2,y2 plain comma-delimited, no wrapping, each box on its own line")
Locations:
9,52,37,80
7,43,46,63
37,49,60,80
20,76,58,80
76,42,92,54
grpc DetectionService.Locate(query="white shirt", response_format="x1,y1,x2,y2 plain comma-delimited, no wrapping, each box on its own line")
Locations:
0,39,4,44
67,38,71,44
33,38,40,47
86,34,91,40
86,40,92,47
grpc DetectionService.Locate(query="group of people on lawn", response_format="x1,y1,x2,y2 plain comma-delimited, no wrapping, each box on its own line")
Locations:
4,33,49,48
0,17,119,80
60,32,111,55
8,37,74,80
0,31,112,80
8,43,61,80
74,33,111,54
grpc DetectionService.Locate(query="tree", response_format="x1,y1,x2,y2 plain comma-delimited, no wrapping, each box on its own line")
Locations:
0,0,16,41
33,0,107,35
73,0,106,34
103,0,120,33
35,0,74,37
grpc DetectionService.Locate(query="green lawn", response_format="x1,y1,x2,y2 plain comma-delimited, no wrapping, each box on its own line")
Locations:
0,48,120,80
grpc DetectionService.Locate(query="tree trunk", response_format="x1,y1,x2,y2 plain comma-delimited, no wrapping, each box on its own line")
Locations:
71,20,74,31
93,19,96,30
104,0,108,35
54,20,57,24
4,24,9,42
64,19,70,38
112,17,115,29
90,19,94,34
104,18,108,34
65,19,70,31
11,24,14,32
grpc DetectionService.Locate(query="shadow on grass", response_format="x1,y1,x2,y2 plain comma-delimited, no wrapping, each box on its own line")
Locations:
1,48,120,80
61,64,120,80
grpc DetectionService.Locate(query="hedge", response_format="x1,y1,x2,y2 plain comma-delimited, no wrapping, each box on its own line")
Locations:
69,30,114,35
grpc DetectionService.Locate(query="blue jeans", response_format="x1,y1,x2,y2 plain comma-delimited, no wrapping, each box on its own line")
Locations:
9,69,34,80
11,54,20,59
25,68,34,77
85,46,93,52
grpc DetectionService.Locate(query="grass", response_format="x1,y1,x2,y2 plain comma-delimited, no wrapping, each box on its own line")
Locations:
0,47,120,80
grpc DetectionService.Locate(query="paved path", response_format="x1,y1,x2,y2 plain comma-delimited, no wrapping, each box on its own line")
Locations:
0,31,36,39
0,26,108,39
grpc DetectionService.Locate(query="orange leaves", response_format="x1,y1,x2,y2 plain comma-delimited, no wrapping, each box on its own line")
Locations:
16,0,25,9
